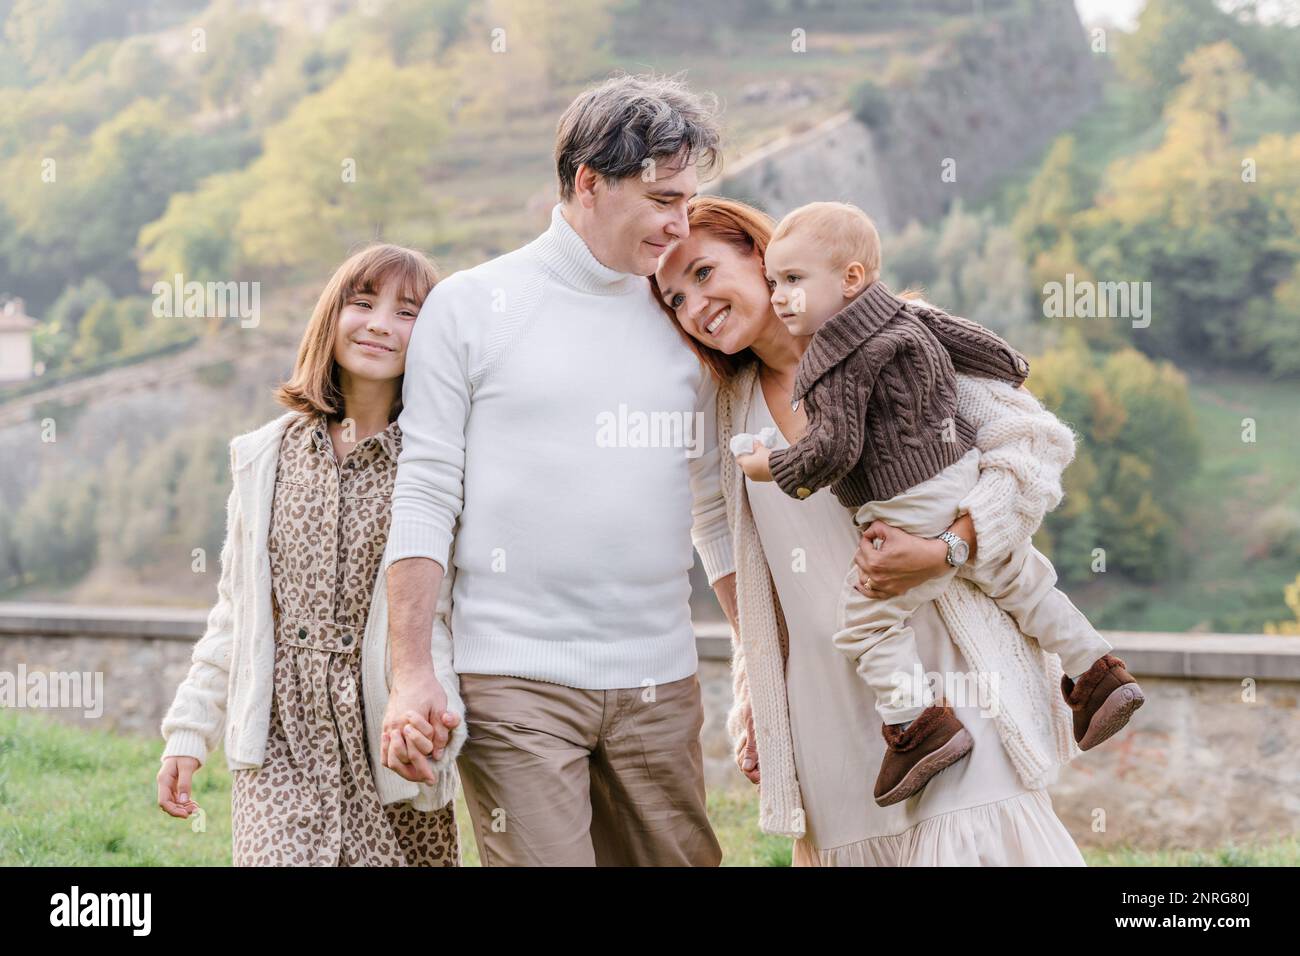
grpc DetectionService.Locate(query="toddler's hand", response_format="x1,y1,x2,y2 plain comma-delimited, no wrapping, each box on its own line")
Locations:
736,440,774,482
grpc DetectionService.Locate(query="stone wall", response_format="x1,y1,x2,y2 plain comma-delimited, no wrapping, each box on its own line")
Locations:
4,604,1298,850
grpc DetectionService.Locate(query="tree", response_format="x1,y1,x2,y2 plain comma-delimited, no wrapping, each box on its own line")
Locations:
137,170,250,286
234,56,448,275
1264,572,1300,636
1118,0,1252,111
1078,43,1300,373
1030,334,1199,584
0,97,237,299
1013,135,1088,266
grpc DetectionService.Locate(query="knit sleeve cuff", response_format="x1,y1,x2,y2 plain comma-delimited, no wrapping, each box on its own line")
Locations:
695,532,736,585
161,729,209,766
768,446,808,500
958,480,1023,570
383,518,453,573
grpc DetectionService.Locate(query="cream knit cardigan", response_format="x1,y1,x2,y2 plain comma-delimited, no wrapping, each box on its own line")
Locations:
714,365,1082,838
160,412,467,811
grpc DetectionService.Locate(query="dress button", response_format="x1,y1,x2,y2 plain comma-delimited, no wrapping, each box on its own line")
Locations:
342,633,353,646
796,487,812,499
297,626,307,639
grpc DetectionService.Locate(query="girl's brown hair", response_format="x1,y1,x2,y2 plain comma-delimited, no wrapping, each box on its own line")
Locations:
651,194,776,383
275,243,439,421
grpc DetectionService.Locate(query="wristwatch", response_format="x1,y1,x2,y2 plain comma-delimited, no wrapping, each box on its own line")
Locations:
937,530,969,568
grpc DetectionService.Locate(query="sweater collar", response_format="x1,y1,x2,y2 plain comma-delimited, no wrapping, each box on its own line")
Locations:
530,203,640,296
792,280,906,400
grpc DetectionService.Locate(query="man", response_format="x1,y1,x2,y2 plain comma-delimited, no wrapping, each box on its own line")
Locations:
379,74,731,865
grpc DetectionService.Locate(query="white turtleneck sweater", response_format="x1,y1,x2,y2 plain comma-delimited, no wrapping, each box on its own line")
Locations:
385,203,734,689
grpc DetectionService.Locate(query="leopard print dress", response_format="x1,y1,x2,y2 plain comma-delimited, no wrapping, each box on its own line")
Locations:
230,412,459,867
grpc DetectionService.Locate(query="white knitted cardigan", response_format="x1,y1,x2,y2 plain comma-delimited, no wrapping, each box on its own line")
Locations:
717,364,1082,838
160,412,465,811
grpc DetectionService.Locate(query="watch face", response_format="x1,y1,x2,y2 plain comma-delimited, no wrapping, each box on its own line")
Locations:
950,536,969,565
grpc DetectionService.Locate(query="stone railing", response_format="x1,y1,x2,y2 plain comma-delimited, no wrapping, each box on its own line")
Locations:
3,603,1298,850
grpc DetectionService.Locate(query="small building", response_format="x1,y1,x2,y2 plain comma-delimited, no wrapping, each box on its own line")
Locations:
0,297,38,384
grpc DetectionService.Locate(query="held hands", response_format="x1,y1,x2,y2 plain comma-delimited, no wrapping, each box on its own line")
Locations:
381,669,462,784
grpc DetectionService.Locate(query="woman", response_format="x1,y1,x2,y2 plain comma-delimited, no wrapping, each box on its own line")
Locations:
157,243,465,866
654,196,1084,865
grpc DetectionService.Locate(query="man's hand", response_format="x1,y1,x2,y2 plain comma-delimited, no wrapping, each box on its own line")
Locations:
736,440,774,482
381,669,459,784
383,556,459,784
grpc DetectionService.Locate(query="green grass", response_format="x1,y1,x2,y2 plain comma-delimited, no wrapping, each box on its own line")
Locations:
0,710,789,866
3,710,1295,866
1083,840,1300,867
1070,370,1300,634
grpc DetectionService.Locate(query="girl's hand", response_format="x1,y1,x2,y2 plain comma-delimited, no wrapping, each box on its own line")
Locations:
157,756,201,818
736,441,774,482
735,706,760,786
382,710,461,775
853,515,975,598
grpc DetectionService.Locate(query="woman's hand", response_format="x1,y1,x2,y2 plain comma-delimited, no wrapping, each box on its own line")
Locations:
735,706,760,786
157,756,201,818
853,513,977,598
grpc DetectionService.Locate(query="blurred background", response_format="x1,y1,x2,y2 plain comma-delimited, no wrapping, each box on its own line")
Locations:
1,0,1299,865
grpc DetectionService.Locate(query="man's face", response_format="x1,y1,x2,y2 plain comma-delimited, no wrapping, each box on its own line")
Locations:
584,155,698,276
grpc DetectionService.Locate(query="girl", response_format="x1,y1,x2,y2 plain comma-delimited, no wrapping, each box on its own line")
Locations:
156,243,464,866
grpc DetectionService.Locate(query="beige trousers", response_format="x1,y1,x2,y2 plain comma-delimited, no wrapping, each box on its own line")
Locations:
455,671,723,867
836,448,1112,724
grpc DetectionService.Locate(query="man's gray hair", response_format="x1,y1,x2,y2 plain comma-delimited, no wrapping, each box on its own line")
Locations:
554,73,722,201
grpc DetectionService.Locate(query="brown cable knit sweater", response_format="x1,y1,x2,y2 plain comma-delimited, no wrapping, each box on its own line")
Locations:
768,281,1030,507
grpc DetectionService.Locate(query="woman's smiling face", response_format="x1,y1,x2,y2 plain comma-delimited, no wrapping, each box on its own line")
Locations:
654,231,777,356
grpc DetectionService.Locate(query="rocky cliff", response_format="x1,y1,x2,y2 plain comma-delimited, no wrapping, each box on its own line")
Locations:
711,0,1103,231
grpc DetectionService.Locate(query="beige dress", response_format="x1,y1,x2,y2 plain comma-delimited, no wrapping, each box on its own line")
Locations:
230,412,459,867
744,379,1084,866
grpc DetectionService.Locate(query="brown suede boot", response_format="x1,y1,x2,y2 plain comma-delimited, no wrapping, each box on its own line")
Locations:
1061,654,1145,751
873,702,973,807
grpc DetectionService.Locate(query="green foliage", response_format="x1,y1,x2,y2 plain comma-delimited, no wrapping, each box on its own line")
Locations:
95,421,233,575
1032,43,1300,377
11,466,99,584
0,97,239,297
233,56,448,275
1031,334,1200,584
195,6,279,109
1012,135,1091,269
849,78,891,132
137,171,249,285
885,203,1040,353
1116,0,1299,113
1264,572,1300,635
